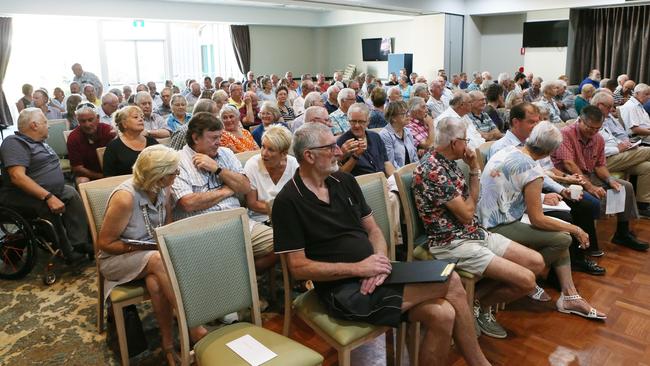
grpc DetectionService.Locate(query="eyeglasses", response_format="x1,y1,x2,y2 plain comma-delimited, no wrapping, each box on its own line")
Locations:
76,102,97,111
455,138,470,144
581,120,602,131
308,142,339,153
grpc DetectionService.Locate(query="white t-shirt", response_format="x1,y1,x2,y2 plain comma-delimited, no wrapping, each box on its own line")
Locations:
244,154,299,223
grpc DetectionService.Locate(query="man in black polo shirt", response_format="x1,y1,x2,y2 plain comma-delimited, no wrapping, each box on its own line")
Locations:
273,123,490,365
0,108,90,264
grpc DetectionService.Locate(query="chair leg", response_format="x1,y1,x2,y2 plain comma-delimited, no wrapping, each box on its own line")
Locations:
268,266,276,303
282,304,291,337
338,348,351,366
407,322,420,366
97,299,105,333
113,304,130,366
396,322,407,366
460,277,476,309
385,329,395,366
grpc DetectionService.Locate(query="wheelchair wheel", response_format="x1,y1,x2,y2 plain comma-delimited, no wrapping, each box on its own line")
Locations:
0,207,37,280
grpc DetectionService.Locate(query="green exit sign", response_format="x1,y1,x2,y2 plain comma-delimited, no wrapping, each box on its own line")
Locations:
132,20,145,27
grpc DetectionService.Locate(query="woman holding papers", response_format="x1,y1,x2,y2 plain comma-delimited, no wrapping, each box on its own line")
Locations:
97,145,206,365
477,122,606,320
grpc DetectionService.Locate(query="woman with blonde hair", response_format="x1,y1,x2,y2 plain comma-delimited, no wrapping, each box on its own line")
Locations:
98,145,207,365
103,106,158,176
244,125,298,224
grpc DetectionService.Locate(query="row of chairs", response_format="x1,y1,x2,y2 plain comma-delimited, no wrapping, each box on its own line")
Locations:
78,170,407,365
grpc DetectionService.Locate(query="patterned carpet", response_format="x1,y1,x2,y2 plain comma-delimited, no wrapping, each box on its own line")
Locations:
0,252,281,365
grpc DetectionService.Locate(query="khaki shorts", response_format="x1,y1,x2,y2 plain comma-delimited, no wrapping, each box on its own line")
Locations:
428,232,511,276
250,221,274,257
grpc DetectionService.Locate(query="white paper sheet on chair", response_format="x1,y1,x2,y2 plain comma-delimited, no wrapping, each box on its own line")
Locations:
605,189,625,215
226,334,277,366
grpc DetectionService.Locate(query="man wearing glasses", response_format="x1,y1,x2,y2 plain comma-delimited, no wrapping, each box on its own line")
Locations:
592,92,650,218
413,116,544,339
552,106,649,250
273,122,491,365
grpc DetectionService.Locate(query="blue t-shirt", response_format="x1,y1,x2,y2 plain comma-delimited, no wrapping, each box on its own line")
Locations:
251,122,289,147
336,130,388,176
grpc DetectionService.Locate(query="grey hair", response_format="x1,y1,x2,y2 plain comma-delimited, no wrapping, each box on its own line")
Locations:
347,102,369,119
293,122,332,164
194,98,217,115
219,104,240,119
449,91,469,107
634,83,650,95
17,108,44,132
211,89,229,102
407,96,425,113
326,85,339,98
109,88,123,98
616,74,628,84
590,91,614,106
134,91,152,104
532,101,549,116
304,91,323,109
541,80,561,94
337,88,355,105
525,121,563,156
472,71,482,79
434,117,466,148
468,90,484,101
497,73,510,84
412,83,428,97
599,79,609,88
171,93,187,105
388,86,401,96
260,100,282,121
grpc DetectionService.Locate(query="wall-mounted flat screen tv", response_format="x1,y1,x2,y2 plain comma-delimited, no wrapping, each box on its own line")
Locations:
362,37,392,61
522,20,569,47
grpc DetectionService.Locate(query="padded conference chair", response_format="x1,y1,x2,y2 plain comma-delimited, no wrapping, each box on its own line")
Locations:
79,175,148,366
155,209,323,366
156,137,171,146
46,119,70,173
476,141,495,170
96,147,106,171
235,149,261,167
278,172,405,366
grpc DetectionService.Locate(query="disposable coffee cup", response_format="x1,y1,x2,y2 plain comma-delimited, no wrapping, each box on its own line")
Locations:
569,184,583,199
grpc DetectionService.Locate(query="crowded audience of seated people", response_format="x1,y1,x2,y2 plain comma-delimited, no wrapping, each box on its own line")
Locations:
8,64,650,365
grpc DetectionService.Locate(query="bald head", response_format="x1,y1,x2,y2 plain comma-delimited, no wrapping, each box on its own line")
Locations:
304,106,331,126
101,92,119,116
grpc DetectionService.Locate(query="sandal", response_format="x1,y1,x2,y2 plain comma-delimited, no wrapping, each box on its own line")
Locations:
527,285,551,302
556,293,606,320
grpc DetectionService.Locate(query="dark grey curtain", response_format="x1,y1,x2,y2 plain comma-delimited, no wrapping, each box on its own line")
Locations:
0,17,13,127
230,25,250,74
569,6,650,84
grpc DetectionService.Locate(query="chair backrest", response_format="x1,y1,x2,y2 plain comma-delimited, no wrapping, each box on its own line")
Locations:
235,149,261,167
96,147,106,170
565,119,577,126
155,209,261,332
156,137,171,146
46,120,68,157
63,130,72,143
78,175,132,248
476,141,495,170
368,128,384,134
393,163,425,261
355,172,395,260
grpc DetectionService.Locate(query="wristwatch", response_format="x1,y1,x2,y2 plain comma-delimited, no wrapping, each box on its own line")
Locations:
215,167,223,176
43,192,53,201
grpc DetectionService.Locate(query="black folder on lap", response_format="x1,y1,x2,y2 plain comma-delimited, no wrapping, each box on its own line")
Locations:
384,260,458,284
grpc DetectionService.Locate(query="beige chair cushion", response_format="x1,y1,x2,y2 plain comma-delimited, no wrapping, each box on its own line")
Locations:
293,290,381,346
109,282,146,303
194,322,323,366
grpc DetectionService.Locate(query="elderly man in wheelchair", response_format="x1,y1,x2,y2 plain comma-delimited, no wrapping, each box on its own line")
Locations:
0,108,92,274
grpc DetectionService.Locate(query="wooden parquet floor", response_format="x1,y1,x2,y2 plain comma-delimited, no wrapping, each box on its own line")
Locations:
264,217,650,366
